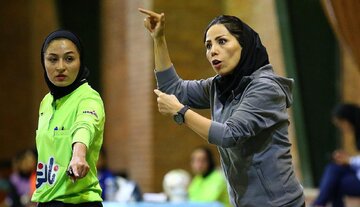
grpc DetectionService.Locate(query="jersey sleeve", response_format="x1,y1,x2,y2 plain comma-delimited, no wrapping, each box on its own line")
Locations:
71,95,105,148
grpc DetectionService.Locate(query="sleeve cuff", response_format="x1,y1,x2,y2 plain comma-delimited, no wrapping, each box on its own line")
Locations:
154,65,179,86
72,127,91,148
208,121,225,146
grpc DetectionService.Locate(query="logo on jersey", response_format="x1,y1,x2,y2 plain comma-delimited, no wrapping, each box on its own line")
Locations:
83,110,98,119
36,157,59,188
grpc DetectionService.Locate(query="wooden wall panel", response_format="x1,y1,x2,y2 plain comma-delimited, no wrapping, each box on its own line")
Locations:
0,0,57,161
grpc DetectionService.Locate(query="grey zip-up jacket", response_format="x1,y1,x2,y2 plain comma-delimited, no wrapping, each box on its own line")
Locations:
156,64,304,207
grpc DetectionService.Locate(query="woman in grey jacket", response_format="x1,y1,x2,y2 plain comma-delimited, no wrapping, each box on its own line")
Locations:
139,8,305,207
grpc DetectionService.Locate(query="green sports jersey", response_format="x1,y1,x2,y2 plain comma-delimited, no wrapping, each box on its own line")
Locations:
188,169,231,207
31,83,105,204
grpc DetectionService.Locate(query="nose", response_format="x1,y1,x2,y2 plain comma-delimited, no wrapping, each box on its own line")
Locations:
56,59,65,72
210,44,219,57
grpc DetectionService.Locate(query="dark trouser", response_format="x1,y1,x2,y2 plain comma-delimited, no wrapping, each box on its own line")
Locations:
313,163,360,207
37,201,102,207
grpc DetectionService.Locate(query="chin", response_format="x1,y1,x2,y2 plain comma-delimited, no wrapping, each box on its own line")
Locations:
53,82,70,87
217,72,231,77
214,68,232,76
220,69,235,76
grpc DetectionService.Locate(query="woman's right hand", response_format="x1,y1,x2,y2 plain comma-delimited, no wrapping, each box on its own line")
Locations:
68,142,89,182
138,8,165,39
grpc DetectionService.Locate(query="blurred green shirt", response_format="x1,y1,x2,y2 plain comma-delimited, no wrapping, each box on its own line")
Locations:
188,169,231,207
31,83,105,204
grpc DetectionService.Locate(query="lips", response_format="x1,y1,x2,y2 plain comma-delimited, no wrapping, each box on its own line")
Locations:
55,74,66,81
212,59,222,69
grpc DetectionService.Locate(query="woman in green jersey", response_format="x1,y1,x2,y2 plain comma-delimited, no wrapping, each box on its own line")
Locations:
31,30,105,207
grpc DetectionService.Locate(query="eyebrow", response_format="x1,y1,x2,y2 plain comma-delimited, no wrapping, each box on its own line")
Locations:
205,35,227,43
46,51,76,56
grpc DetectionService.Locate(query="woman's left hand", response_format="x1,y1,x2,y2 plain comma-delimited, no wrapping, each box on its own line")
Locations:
154,89,183,116
68,142,89,182
138,8,166,40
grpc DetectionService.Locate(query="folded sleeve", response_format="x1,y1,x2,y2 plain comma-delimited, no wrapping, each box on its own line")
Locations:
72,127,91,148
155,65,213,109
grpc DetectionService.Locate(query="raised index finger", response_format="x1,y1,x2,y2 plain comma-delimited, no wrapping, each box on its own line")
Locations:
138,8,161,17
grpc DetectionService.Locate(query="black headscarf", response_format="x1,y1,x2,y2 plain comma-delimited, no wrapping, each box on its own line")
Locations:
192,146,216,178
333,103,360,150
204,15,269,105
41,29,89,100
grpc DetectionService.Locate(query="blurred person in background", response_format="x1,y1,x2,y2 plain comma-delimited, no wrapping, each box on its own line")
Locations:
112,171,143,202
97,148,116,201
312,103,360,207
163,169,191,202
97,149,142,202
7,149,36,207
188,146,230,207
0,160,12,207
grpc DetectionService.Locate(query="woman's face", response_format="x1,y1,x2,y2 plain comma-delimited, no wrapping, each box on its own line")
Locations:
20,151,36,173
190,149,209,175
44,39,80,87
205,24,242,76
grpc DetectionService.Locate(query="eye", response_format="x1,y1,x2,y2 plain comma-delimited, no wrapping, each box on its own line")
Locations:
46,56,57,63
65,56,75,63
218,38,227,45
205,42,212,50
